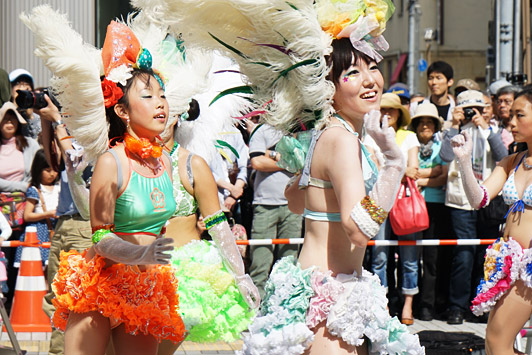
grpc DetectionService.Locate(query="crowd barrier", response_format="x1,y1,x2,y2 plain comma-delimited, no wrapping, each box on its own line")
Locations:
234,238,498,246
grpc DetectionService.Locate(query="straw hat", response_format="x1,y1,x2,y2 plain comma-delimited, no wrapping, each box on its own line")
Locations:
410,103,444,132
0,102,26,125
380,93,411,127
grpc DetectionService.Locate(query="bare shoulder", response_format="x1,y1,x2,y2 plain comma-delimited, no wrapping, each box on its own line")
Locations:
500,151,525,173
318,126,360,157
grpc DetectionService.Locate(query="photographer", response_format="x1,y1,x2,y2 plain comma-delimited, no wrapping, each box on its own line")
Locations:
8,69,41,141
439,90,507,325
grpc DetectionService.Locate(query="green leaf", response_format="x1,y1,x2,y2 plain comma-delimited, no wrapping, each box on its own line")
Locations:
209,86,254,106
215,140,240,159
285,2,298,10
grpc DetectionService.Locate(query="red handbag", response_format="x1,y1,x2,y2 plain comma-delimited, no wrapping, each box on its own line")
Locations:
389,177,429,236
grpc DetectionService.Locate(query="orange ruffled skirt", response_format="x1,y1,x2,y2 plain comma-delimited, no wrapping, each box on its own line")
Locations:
51,250,185,343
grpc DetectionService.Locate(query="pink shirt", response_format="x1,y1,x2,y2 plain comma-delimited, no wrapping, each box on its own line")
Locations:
0,138,24,182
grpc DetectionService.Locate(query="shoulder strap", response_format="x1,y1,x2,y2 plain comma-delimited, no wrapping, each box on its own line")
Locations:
186,153,195,188
108,149,123,192
299,129,324,188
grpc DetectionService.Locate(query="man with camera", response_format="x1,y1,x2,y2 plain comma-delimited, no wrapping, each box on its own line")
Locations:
439,90,507,325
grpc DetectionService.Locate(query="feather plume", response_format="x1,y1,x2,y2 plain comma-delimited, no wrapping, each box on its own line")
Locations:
20,5,107,162
132,0,335,133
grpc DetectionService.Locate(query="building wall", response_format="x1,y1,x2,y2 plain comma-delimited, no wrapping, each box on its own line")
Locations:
0,0,96,88
382,0,493,94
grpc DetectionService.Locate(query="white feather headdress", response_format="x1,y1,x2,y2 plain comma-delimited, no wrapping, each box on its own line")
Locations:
20,5,211,161
132,0,335,133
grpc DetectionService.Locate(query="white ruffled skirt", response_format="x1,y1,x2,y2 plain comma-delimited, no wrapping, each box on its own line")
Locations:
239,256,424,355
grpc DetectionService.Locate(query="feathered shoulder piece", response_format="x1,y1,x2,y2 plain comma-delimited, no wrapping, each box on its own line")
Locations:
20,5,210,160
20,5,105,162
133,0,335,133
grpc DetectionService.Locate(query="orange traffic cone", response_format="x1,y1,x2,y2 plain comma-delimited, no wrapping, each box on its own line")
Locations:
9,226,51,332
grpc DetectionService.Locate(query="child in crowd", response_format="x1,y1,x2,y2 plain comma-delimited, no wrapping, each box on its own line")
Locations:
14,149,59,268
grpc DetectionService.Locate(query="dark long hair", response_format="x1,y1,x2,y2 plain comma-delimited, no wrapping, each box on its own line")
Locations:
29,149,56,188
326,38,374,85
106,68,157,142
0,110,28,151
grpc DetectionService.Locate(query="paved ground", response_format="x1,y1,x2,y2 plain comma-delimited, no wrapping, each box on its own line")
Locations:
1,319,529,354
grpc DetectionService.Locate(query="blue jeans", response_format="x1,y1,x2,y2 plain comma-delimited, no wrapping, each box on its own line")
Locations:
448,207,478,312
371,218,419,295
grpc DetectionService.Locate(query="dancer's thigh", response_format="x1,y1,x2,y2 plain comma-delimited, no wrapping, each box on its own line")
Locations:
64,311,111,355
112,323,158,355
304,322,368,355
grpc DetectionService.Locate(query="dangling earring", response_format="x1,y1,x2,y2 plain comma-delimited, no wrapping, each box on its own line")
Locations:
126,118,130,131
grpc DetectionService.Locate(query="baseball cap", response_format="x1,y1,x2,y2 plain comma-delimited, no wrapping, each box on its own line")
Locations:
387,82,410,100
8,68,34,89
456,90,488,108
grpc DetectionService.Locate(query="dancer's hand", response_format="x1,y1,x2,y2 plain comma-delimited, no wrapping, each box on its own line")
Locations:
364,110,401,161
235,274,261,309
451,131,473,162
140,237,174,264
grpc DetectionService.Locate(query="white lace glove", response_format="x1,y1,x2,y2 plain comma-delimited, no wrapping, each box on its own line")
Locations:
364,110,405,211
349,111,406,239
94,233,174,265
205,211,260,309
451,131,488,209
65,148,90,220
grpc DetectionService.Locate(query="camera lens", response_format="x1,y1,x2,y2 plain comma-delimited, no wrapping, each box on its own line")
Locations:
14,90,48,110
463,108,475,120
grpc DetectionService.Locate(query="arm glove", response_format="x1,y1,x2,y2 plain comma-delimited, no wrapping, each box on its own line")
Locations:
65,147,90,220
350,111,406,239
93,233,174,265
450,131,489,209
204,211,260,309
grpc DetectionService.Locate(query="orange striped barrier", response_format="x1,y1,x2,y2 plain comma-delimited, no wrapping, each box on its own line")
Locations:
9,226,51,332
235,238,498,246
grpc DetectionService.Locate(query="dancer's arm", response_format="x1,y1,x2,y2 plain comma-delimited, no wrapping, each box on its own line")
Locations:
451,131,511,207
329,112,405,246
191,153,260,309
90,152,173,264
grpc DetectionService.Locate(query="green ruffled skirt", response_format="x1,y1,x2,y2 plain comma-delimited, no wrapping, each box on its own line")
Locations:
169,240,255,342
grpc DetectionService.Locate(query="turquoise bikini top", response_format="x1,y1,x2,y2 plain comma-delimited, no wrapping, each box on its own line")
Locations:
110,149,176,236
299,115,378,222
170,144,198,217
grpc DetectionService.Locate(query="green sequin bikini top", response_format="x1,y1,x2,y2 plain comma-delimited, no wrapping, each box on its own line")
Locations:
170,145,198,217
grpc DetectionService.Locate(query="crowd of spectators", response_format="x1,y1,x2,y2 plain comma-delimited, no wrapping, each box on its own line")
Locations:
0,60,527,337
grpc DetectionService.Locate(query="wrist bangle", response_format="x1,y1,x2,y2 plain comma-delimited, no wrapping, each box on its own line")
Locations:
52,120,64,130
269,150,277,160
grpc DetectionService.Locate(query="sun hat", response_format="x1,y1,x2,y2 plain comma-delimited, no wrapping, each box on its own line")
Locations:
410,103,444,132
456,90,488,108
8,68,34,89
380,93,411,127
0,101,26,125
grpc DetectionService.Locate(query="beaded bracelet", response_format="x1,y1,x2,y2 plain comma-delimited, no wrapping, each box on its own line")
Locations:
360,196,388,225
92,229,113,244
204,211,227,230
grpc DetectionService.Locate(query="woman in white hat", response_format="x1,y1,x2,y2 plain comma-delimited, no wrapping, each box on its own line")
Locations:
410,103,449,321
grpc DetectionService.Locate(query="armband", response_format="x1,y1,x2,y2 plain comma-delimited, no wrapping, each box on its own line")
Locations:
350,196,388,239
204,211,227,230
478,185,490,209
91,223,115,244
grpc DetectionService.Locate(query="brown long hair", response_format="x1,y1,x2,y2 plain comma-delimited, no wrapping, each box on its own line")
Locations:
0,110,28,151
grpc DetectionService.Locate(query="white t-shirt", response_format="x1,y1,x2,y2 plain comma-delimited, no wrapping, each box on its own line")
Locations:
363,129,419,167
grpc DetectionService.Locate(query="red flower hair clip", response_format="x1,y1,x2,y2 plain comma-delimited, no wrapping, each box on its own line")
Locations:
101,78,123,108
